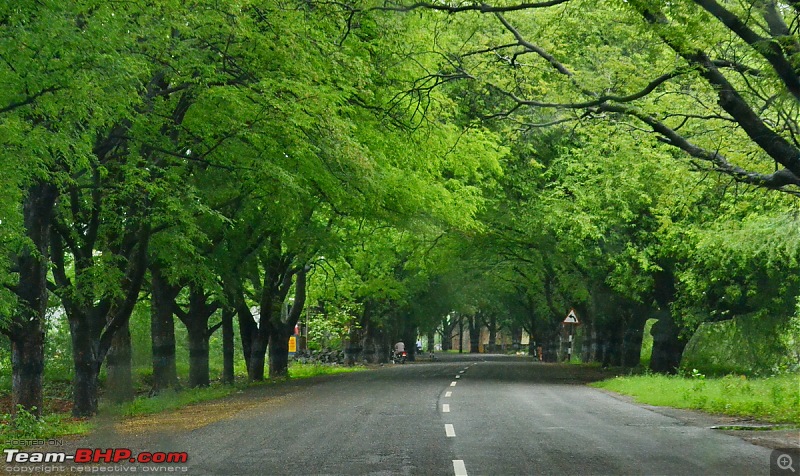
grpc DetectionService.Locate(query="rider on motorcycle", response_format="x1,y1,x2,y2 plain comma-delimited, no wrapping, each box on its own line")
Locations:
393,341,406,363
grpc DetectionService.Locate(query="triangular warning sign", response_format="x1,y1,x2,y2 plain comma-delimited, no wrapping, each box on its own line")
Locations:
563,309,579,324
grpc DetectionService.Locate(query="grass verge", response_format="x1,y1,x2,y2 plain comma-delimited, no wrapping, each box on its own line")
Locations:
1,363,366,451
591,372,800,425
288,363,366,379
0,407,91,448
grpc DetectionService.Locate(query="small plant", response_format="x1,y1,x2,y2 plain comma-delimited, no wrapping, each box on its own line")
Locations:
8,405,43,437
690,368,706,380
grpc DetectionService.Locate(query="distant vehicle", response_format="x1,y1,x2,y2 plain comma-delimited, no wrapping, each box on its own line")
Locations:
391,349,408,364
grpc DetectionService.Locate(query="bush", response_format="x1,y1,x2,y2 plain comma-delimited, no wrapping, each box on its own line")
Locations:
681,312,800,376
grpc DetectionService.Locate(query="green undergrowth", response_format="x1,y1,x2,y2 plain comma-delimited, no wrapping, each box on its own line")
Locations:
0,406,91,453
103,383,239,418
1,363,366,451
592,372,800,424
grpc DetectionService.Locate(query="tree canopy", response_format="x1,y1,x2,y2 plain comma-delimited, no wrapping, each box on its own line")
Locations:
2,0,800,418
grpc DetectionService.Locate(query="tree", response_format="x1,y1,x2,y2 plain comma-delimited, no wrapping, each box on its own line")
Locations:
0,1,148,416
379,0,800,193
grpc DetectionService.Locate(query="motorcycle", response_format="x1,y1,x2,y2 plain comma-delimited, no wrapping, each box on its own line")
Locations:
391,348,407,364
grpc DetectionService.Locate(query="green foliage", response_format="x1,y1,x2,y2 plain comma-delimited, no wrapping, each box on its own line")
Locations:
4,0,800,429
639,318,656,368
0,339,9,394
43,310,72,381
306,304,358,351
0,406,91,452
681,312,800,376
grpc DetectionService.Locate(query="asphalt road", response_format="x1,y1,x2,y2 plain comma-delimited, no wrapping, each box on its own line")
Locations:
13,354,789,475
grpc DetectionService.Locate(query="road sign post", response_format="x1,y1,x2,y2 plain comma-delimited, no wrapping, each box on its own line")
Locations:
562,309,580,362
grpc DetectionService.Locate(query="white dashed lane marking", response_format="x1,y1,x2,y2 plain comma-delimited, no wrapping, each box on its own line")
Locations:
453,460,468,476
446,375,465,475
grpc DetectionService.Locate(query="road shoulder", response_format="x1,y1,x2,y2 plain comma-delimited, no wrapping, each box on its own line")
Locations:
594,387,800,450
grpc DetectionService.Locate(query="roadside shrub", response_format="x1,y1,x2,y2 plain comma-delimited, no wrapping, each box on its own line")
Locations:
681,312,800,376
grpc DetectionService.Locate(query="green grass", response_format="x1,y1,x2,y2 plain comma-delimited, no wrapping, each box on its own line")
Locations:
103,363,366,418
103,384,241,418
288,363,366,379
592,372,800,424
0,406,92,453
104,363,366,418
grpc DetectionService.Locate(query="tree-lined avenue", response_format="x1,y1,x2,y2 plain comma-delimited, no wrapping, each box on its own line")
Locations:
50,356,777,475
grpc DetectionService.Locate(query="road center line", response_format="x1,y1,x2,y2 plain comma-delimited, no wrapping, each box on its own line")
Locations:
459,370,465,374
453,459,468,476
445,424,456,437
450,381,457,387
455,375,460,379
445,391,452,397
442,404,450,413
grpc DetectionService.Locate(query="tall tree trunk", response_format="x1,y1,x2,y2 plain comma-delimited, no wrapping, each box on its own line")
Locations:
359,302,386,364
510,325,522,352
650,264,684,373
600,323,623,367
403,327,416,362
267,267,308,377
621,312,647,368
345,315,363,366
458,316,464,353
487,314,497,353
10,327,45,418
105,319,134,403
650,312,686,373
438,316,454,351
527,304,538,357
8,182,57,417
239,307,267,381
543,329,559,362
150,267,180,392
62,227,150,417
69,314,100,417
468,315,480,353
528,335,537,357
268,325,292,378
581,320,599,363
221,307,235,384
249,328,269,381
187,322,211,387
582,297,598,363
176,285,219,388
237,302,257,377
